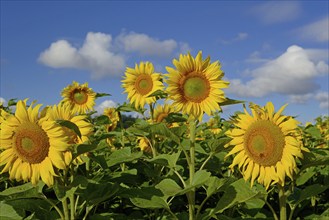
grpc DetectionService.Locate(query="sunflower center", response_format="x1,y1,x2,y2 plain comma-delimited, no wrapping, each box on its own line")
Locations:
244,120,285,166
72,89,88,104
135,74,153,95
14,122,50,164
182,74,210,103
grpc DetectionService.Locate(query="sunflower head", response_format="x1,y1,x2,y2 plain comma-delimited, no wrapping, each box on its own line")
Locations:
0,100,69,186
122,62,164,109
103,107,120,132
61,81,96,114
44,104,93,165
165,51,229,120
137,137,152,153
150,103,178,126
225,102,306,189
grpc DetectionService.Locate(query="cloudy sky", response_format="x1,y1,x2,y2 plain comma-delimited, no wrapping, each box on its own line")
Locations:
1,1,328,123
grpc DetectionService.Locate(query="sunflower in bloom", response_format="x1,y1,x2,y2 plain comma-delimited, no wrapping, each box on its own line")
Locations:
61,81,96,114
122,62,164,109
151,104,179,127
137,137,152,153
0,100,69,186
166,51,229,120
103,107,120,132
44,104,93,165
225,102,306,189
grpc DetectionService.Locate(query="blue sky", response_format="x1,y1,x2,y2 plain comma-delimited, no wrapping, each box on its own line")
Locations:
1,1,328,123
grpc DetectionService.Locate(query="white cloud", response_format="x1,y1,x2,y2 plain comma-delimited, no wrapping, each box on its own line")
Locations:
251,1,301,24
219,32,248,44
288,93,313,104
94,100,118,115
245,51,270,63
315,92,329,109
0,97,7,105
296,16,329,42
39,32,190,79
228,45,328,97
288,91,329,109
116,32,178,57
39,32,126,79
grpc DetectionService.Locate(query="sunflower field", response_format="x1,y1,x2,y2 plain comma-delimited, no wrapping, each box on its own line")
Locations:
0,51,328,220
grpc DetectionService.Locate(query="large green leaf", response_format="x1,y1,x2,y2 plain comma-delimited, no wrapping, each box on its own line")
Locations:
106,147,143,167
209,179,258,215
155,179,183,197
0,182,44,200
147,151,181,168
288,184,329,206
57,119,82,139
300,148,329,171
296,167,316,186
130,196,169,209
78,182,120,205
0,202,24,220
205,176,232,197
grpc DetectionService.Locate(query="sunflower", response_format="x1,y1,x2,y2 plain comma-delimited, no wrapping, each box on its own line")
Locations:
0,100,69,186
122,62,164,109
151,104,179,127
45,104,93,165
103,107,120,132
61,81,96,114
225,102,306,189
166,51,229,120
137,137,152,153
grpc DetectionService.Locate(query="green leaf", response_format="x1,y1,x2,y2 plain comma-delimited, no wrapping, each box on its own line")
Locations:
7,98,18,107
305,126,322,139
155,179,183,197
147,151,181,168
130,196,169,209
191,170,211,186
149,123,180,144
147,89,168,99
72,144,97,160
296,167,316,186
93,115,110,126
117,103,144,114
210,179,258,214
288,184,328,206
4,198,55,220
300,148,329,171
78,182,120,205
205,177,231,197
219,98,244,106
0,182,44,200
0,202,24,220
57,119,82,139
166,113,188,123
106,147,143,167
207,138,230,153
95,92,111,98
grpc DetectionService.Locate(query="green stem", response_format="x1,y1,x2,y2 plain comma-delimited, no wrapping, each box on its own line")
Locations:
166,207,179,220
278,184,287,220
62,198,70,220
69,194,75,220
288,206,295,220
265,199,279,220
42,196,65,220
118,111,125,148
199,152,214,171
188,120,196,220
